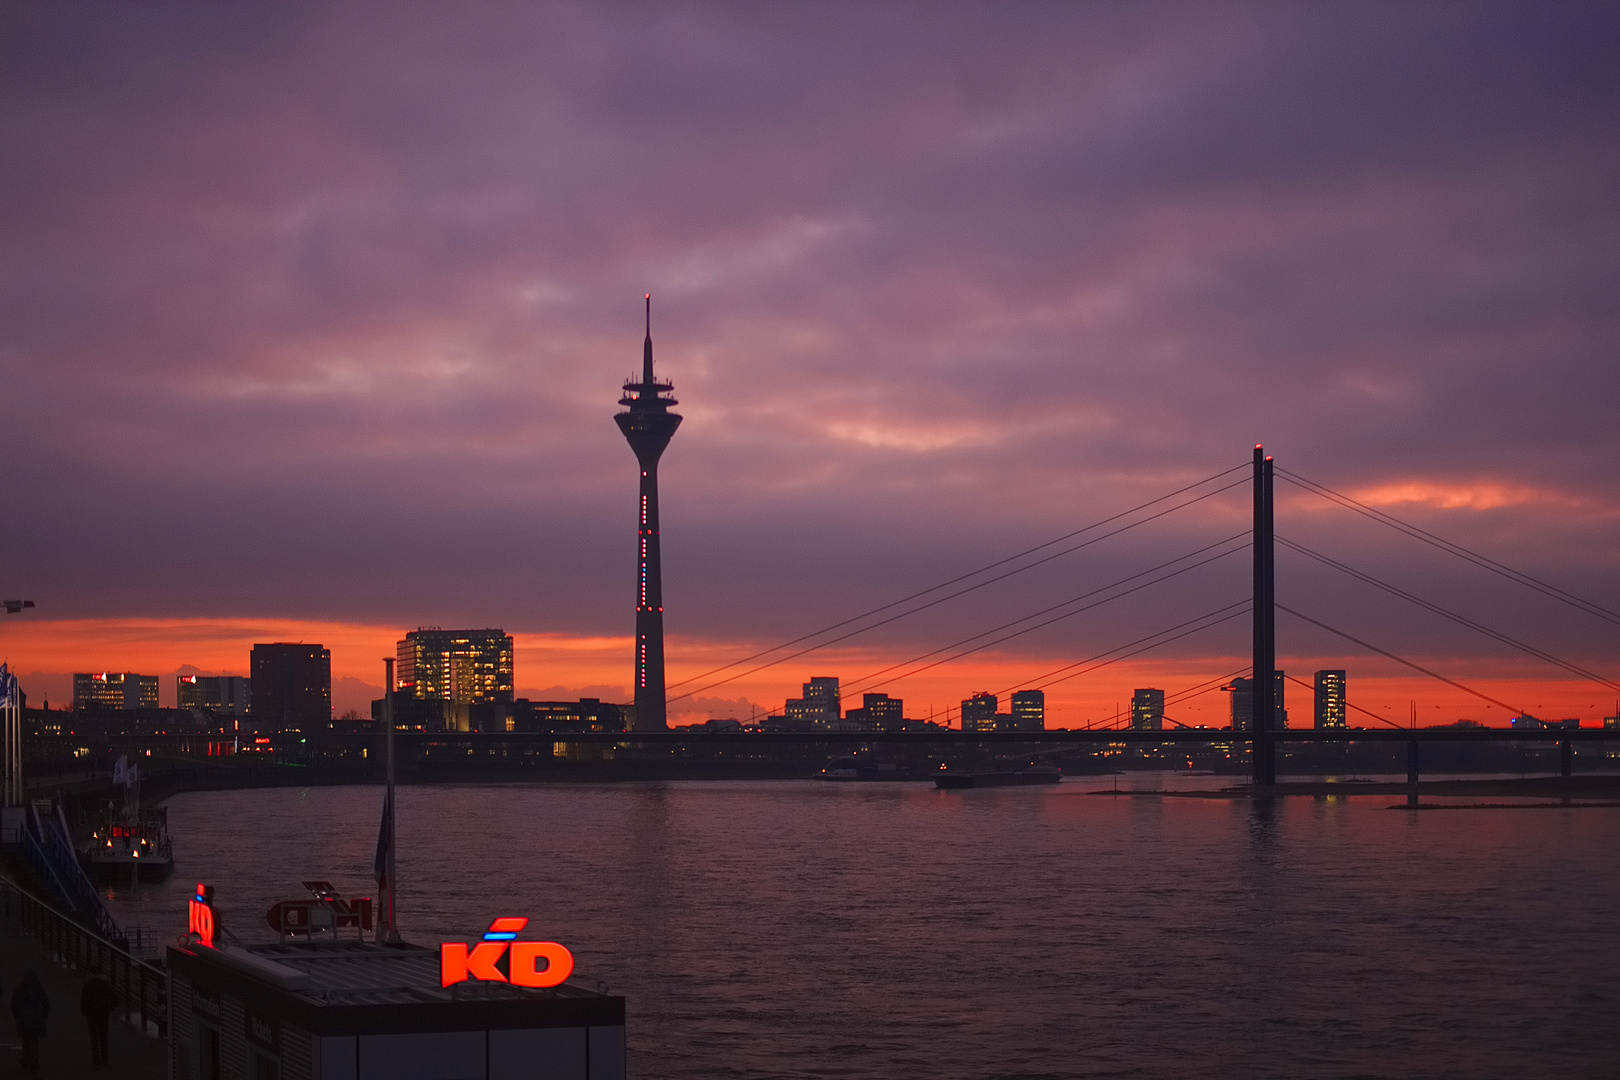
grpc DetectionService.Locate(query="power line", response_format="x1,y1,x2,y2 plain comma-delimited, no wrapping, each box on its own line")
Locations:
1275,467,1620,629
838,533,1250,700
1278,535,1620,695
939,601,1252,725
668,468,1250,704
1276,603,1526,717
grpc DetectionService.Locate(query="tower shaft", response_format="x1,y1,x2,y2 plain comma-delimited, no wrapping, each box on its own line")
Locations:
634,462,667,728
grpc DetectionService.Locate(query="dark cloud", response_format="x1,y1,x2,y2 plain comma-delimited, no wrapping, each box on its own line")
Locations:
1,2,1617,694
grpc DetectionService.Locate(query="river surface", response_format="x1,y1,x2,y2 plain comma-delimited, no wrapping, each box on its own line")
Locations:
108,777,1620,1078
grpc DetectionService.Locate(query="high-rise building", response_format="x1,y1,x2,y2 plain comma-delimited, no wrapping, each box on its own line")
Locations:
1130,688,1165,731
177,675,250,716
961,692,998,733
73,673,159,711
1229,672,1287,731
250,644,331,732
1010,690,1045,732
395,629,515,704
615,295,682,732
1314,670,1347,729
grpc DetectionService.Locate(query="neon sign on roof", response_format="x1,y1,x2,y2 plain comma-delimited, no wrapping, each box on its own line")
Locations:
440,917,573,989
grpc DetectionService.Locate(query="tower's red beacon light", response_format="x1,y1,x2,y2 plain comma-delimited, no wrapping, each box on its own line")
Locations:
439,917,574,989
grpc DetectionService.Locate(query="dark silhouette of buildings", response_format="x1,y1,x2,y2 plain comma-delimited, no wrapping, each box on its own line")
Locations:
1130,688,1165,731
615,296,682,732
1228,672,1287,731
250,643,331,732
1314,670,1347,729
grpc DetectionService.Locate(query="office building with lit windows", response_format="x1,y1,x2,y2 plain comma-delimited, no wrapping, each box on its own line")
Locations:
72,672,160,711
396,629,515,704
961,692,998,733
1314,670,1347,729
177,675,250,716
1010,690,1045,732
845,692,904,731
1130,688,1165,731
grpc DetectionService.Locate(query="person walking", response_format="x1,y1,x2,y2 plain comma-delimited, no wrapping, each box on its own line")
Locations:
10,968,50,1075
80,972,117,1070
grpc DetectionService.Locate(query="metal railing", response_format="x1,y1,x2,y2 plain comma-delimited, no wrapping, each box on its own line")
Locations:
0,875,166,1037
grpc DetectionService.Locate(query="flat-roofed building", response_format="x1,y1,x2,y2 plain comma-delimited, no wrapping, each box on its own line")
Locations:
72,672,159,711
251,644,332,732
1314,670,1347,729
961,692,998,733
168,933,625,1080
397,629,515,705
1227,672,1287,731
178,674,251,716
845,692,904,731
1010,690,1045,732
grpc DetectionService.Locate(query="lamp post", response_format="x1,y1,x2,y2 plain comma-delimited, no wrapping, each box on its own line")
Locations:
2,600,36,818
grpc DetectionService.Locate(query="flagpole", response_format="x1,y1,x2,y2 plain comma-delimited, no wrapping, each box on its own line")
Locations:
383,656,399,942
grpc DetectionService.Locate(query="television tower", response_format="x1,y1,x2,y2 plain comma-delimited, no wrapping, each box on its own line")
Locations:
615,295,682,731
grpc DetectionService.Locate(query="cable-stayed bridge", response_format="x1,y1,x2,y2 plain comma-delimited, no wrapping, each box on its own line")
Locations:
641,443,1620,786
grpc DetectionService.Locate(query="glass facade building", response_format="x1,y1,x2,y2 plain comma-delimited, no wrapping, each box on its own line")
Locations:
1314,670,1347,729
396,629,515,705
1130,688,1165,731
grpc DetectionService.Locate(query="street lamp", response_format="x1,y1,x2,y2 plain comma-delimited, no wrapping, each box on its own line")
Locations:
3,600,33,615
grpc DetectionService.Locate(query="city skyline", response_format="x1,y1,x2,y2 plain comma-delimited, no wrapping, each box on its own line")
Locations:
2,5,1617,728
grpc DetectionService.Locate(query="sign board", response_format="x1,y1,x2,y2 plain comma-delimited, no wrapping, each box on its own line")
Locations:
440,917,573,989
266,896,373,934
188,883,216,948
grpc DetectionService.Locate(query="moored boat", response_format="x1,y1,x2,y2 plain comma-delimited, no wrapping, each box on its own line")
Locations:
935,764,1062,789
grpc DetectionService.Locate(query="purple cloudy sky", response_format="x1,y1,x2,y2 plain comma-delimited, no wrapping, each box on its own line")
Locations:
2,3,1618,721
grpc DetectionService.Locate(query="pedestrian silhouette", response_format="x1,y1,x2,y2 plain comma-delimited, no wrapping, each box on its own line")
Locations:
10,968,50,1076
81,972,118,1070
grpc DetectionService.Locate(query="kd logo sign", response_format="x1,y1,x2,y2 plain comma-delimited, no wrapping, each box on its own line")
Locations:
440,918,574,989
188,883,216,947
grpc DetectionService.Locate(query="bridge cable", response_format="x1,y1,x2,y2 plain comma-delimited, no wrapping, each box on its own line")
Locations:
1280,673,1408,730
1276,604,1528,717
1275,468,1620,628
1277,535,1620,694
668,468,1250,703
838,533,1251,700
939,601,1251,725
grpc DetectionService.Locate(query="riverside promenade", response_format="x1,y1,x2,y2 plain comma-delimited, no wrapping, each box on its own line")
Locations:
0,889,165,1079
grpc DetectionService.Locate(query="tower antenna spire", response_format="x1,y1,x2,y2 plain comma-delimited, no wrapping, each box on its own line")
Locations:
643,293,654,384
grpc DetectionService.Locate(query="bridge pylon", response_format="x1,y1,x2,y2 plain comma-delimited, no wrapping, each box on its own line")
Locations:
1253,445,1276,786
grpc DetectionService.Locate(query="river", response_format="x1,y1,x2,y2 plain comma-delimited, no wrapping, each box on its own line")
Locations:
106,777,1620,1078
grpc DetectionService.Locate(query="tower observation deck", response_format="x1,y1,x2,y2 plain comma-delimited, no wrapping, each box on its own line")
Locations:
614,295,682,731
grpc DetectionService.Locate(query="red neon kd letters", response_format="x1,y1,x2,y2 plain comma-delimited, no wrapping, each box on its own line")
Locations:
509,941,574,988
439,941,510,987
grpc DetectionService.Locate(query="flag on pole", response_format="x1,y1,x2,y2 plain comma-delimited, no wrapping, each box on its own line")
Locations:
0,663,16,708
374,788,392,892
